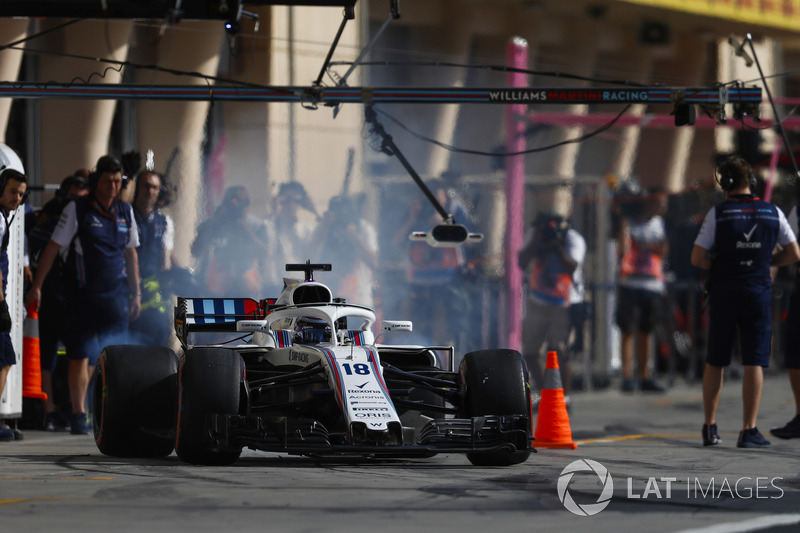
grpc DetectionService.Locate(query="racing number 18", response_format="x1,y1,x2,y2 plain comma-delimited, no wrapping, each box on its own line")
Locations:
342,363,370,375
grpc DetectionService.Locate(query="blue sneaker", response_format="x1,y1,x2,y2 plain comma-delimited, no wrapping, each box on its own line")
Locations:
640,378,666,393
621,378,636,393
702,423,721,446
70,413,91,435
737,427,770,448
0,426,13,442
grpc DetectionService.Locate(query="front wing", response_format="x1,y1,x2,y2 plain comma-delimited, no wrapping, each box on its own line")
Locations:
206,413,533,457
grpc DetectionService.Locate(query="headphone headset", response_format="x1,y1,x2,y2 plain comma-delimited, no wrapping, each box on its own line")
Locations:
56,174,89,199
715,159,758,192
88,170,99,190
0,166,30,203
89,155,125,191
56,181,70,199
0,166,12,191
132,170,167,206
88,171,130,191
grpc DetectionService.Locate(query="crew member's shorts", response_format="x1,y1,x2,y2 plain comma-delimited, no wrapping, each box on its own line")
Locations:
0,331,15,367
523,296,571,361
784,290,800,369
707,290,771,368
63,286,130,366
615,286,661,334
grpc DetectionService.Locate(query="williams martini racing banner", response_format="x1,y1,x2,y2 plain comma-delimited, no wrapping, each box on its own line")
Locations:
0,84,762,106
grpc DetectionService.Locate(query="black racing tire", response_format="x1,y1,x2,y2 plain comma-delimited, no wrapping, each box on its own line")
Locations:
459,349,532,466
175,347,242,465
93,345,178,458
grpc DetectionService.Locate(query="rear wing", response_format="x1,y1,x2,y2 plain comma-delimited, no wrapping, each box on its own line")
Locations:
174,296,278,346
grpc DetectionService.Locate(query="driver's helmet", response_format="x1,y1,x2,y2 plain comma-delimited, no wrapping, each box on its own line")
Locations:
294,316,331,344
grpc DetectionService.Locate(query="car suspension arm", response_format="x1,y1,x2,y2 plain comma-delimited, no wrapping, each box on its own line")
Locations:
365,106,453,223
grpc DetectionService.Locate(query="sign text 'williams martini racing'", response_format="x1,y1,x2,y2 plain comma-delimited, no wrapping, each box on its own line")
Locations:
488,89,654,103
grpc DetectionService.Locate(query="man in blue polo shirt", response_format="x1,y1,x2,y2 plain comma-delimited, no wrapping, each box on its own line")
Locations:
691,155,800,448
26,155,140,435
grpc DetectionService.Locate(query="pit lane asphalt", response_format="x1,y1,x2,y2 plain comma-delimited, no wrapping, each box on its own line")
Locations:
2,373,800,533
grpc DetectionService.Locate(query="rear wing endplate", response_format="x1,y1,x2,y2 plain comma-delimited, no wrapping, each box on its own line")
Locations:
174,296,278,346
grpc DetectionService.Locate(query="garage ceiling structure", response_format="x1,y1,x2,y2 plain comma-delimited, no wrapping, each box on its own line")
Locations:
0,0,357,19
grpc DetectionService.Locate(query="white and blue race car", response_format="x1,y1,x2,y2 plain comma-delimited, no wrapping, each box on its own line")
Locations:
93,262,534,466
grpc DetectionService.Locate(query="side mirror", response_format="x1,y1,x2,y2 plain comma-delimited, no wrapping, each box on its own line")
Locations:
380,320,413,333
409,223,484,248
237,320,268,332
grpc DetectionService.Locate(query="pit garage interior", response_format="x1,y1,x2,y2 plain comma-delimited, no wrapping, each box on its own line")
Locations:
2,0,800,389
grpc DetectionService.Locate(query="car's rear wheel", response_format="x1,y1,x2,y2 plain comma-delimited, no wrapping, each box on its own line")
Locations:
459,349,532,466
93,345,178,458
175,347,242,465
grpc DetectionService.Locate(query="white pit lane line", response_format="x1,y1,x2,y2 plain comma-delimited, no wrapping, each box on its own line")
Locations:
674,514,800,533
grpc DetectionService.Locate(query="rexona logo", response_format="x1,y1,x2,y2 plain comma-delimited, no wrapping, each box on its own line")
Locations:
737,223,762,249
557,459,614,516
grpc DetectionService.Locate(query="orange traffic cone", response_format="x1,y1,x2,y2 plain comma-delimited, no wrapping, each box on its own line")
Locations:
534,351,576,449
22,302,47,401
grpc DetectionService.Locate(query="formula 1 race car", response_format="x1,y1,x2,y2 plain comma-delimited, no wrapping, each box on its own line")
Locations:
92,262,534,466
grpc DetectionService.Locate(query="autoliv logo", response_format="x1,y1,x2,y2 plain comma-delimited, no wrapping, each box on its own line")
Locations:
558,459,613,516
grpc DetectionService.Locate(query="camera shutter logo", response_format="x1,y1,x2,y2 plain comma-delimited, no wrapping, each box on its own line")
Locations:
557,459,614,516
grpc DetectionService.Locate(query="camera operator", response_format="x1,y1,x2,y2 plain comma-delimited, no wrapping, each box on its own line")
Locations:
313,194,378,307
615,186,668,393
691,155,800,448
518,212,586,408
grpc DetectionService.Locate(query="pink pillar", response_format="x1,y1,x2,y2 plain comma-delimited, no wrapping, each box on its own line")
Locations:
504,37,528,352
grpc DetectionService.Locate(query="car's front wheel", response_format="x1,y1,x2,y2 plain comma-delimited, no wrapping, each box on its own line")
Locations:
459,349,532,466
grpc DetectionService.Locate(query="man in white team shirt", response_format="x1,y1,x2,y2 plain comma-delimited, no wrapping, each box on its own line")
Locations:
615,188,668,393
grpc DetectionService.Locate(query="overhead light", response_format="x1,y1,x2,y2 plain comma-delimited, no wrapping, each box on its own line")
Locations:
638,21,671,45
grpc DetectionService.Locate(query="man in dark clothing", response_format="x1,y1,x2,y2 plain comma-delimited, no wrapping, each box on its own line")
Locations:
691,155,800,448
26,155,140,435
0,169,27,442
29,197,72,430
28,176,90,431
130,170,173,346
